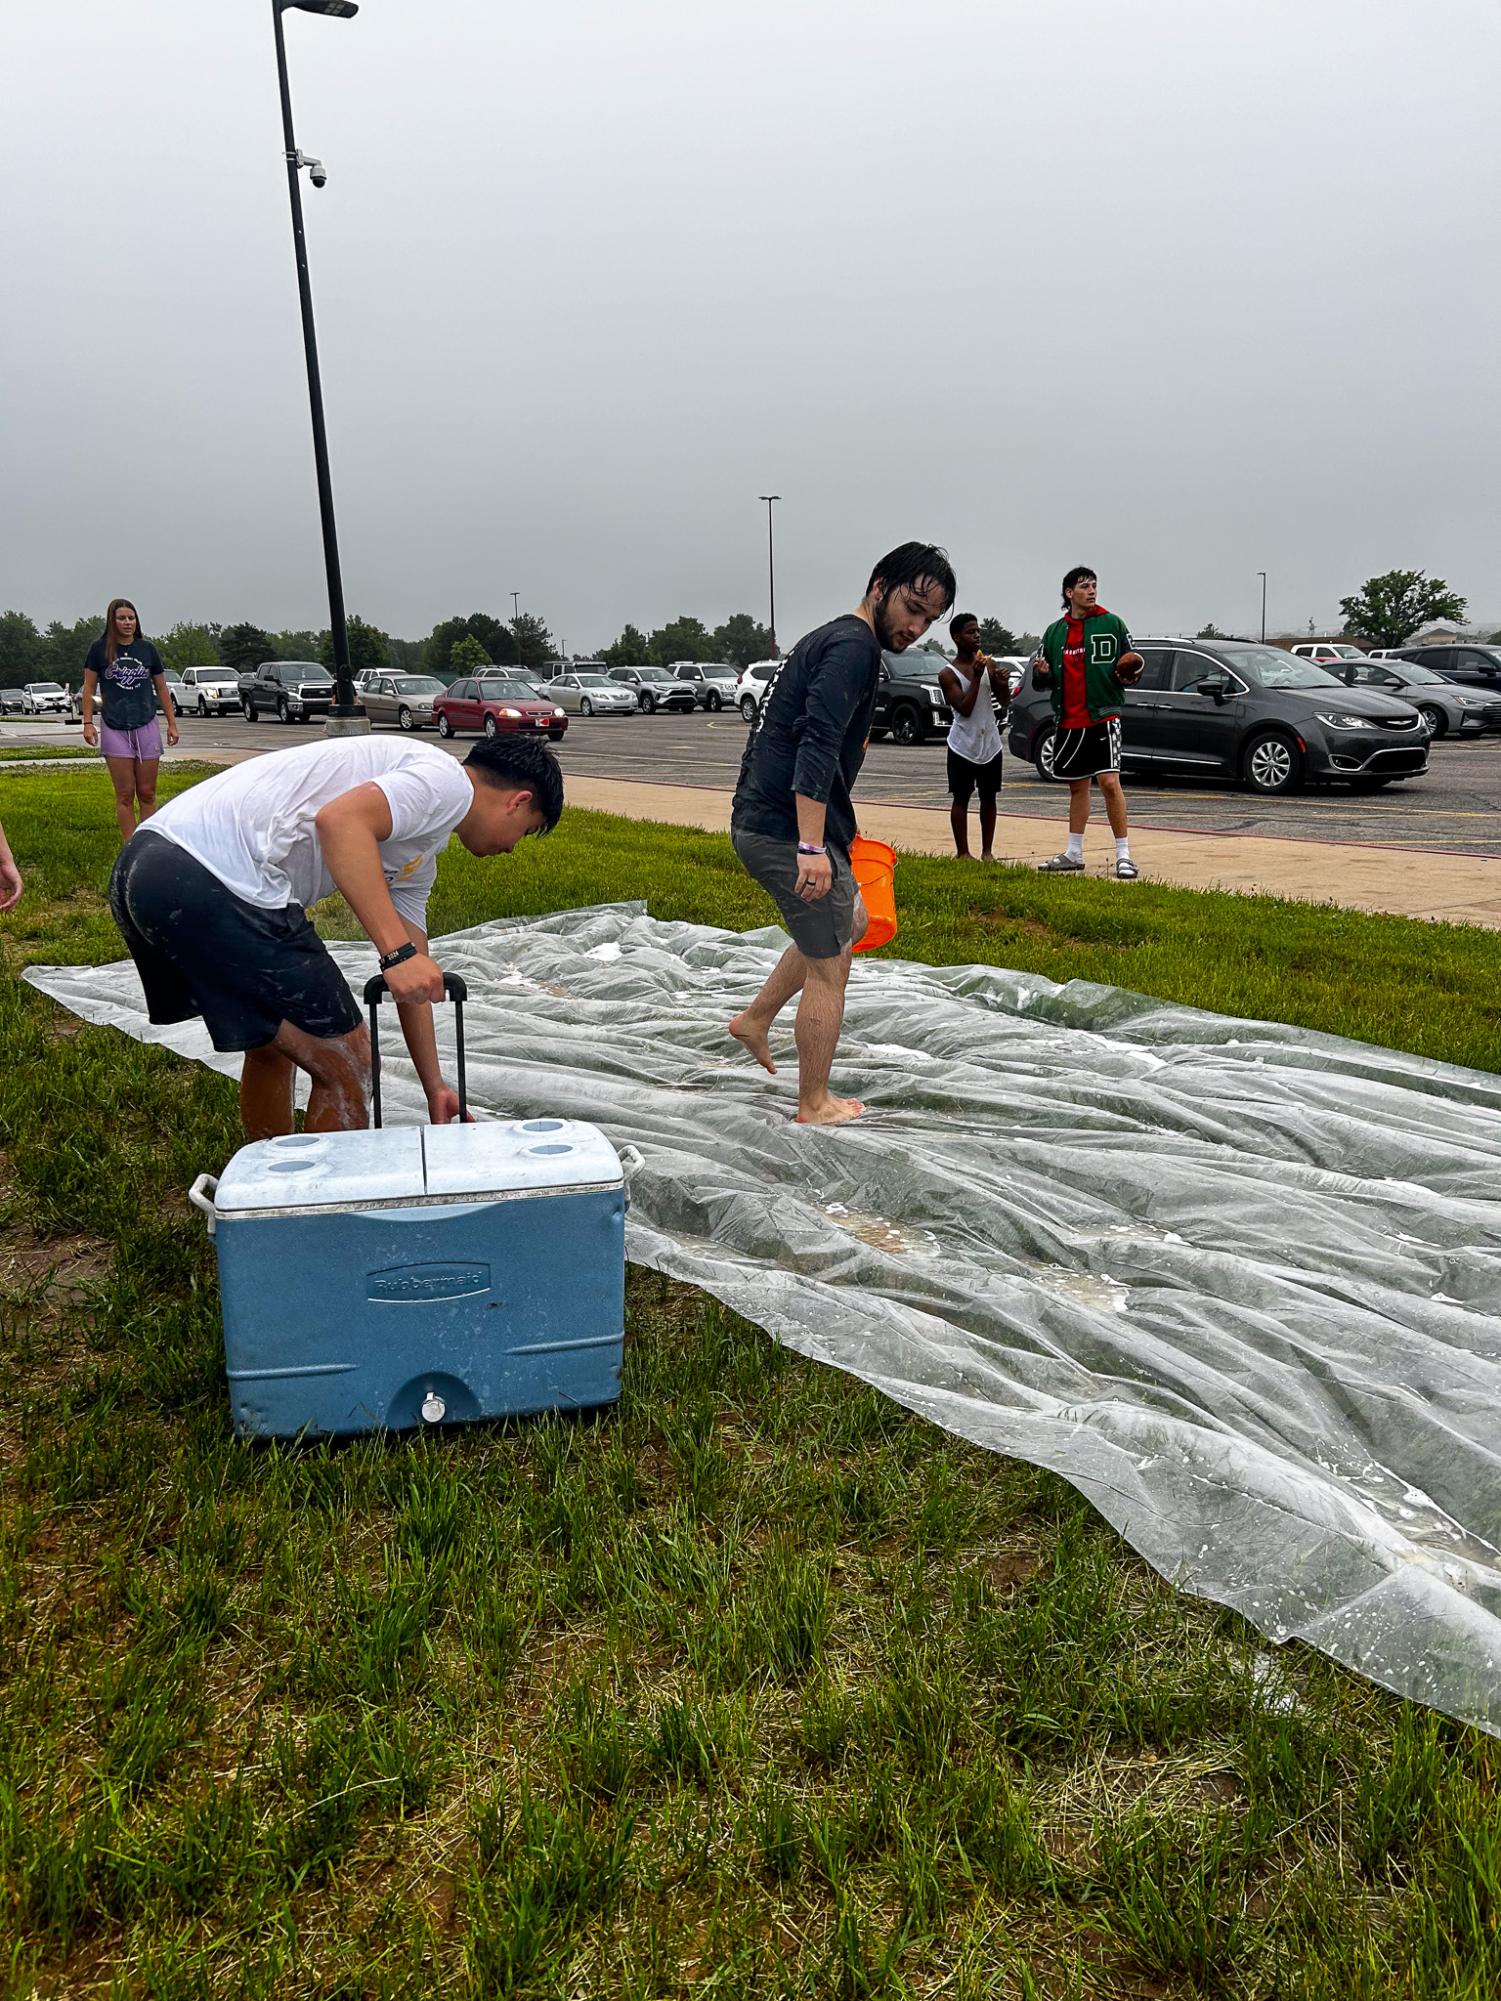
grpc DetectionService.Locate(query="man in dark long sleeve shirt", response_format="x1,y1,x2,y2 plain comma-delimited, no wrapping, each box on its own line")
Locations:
730,541,956,1125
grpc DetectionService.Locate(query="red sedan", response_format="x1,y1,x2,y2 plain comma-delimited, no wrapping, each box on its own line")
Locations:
433,674,568,742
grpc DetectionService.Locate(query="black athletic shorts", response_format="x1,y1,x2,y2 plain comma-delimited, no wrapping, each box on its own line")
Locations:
946,745,1004,808
1051,716,1122,782
108,831,363,1053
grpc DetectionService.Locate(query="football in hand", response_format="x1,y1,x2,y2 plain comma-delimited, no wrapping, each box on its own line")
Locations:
1114,651,1145,686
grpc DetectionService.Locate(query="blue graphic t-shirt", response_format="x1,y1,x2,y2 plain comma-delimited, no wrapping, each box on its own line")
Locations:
86,636,163,730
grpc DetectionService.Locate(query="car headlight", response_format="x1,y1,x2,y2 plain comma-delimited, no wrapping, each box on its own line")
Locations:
927,686,944,705
499,707,521,719
1458,696,1481,709
1314,712,1375,729
553,707,566,719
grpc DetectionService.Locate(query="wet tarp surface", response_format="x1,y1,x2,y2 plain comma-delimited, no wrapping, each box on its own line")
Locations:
27,902,1501,1734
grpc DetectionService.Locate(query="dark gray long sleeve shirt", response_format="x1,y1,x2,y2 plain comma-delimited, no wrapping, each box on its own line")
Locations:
730,615,880,855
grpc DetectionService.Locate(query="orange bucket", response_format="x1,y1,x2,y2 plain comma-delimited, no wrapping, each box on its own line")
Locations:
850,835,897,952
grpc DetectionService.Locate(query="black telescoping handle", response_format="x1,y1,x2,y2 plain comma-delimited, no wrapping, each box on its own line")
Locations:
363,971,468,1129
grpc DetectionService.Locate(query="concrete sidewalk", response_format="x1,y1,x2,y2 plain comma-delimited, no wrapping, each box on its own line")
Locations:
563,775,1501,929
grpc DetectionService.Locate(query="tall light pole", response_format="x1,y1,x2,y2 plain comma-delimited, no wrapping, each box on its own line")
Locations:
1257,570,1267,644
759,495,780,656
271,0,364,731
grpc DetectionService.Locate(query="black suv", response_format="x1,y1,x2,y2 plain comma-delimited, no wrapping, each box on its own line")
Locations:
1391,642,1501,692
1007,639,1429,793
238,659,336,723
870,650,954,745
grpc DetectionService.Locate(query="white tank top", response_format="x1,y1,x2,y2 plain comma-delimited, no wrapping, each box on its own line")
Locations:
946,660,1002,762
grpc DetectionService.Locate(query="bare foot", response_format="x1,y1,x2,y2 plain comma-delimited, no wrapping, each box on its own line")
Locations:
728,1013,776,1075
981,852,996,863
795,1095,864,1126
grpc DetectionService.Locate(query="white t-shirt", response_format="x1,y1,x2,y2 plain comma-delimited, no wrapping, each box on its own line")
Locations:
145,738,474,927
946,658,1003,763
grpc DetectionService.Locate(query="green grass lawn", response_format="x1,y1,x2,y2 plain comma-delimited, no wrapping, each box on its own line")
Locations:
0,742,97,761
2,765,1498,1999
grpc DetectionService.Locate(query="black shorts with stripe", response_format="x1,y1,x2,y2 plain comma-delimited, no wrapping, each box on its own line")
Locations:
1051,716,1122,782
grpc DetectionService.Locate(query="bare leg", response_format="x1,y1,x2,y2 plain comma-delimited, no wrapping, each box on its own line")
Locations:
267,1019,372,1134
979,794,998,858
105,757,138,840
950,801,971,858
794,952,862,1124
240,1044,297,1140
134,758,160,822
730,943,808,1074
1098,771,1129,838
1068,779,1092,836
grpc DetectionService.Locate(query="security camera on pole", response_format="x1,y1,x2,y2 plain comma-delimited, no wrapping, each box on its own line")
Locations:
271,0,368,735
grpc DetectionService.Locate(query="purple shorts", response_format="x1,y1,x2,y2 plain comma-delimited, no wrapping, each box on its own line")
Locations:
99,719,163,761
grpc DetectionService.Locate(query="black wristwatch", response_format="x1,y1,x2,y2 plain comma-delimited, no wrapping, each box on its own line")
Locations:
378,942,417,973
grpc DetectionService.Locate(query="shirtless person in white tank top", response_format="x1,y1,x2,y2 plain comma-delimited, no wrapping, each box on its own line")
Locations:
939,613,1011,860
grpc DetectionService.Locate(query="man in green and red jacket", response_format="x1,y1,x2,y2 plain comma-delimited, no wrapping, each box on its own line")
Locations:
1031,565,1144,879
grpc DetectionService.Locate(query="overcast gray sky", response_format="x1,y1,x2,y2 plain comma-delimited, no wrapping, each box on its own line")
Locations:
4,0,1498,651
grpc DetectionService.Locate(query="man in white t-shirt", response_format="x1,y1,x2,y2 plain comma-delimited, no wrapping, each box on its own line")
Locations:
938,613,1010,860
107,734,563,1137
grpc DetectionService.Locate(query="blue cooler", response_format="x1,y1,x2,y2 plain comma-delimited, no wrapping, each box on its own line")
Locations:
189,977,626,1439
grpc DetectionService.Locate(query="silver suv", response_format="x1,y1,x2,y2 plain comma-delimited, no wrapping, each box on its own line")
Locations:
670,661,740,711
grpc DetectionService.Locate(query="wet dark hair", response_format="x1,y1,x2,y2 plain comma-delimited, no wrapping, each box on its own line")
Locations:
1061,566,1097,607
949,612,978,640
464,733,564,832
866,542,956,613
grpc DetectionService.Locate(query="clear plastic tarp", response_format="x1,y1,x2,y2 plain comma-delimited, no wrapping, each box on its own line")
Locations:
27,902,1501,1735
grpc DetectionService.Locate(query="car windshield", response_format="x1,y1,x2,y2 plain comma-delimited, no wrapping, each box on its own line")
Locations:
289,667,333,684
1382,661,1446,686
704,665,737,680
394,676,443,693
197,669,238,683
477,680,537,700
633,667,672,682
1217,647,1342,689
575,674,613,687
31,683,63,693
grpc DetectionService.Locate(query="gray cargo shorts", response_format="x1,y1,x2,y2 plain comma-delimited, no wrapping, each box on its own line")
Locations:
732,827,860,960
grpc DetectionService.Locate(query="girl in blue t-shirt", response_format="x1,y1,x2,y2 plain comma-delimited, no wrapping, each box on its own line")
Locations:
82,598,179,840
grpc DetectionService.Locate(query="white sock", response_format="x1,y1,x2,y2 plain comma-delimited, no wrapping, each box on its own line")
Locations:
1066,832,1084,861
1115,836,1131,861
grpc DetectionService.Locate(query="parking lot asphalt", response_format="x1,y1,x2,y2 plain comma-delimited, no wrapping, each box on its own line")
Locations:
7,709,1501,926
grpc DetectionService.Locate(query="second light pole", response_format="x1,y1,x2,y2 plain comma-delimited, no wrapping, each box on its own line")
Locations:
272,0,363,729
1257,570,1268,644
759,495,779,657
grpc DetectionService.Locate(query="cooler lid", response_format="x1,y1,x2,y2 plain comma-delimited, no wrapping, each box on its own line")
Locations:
214,1129,428,1215
422,1119,622,1197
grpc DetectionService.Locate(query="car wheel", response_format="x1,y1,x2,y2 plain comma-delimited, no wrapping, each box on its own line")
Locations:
637,691,655,714
705,690,723,712
244,700,257,722
398,706,414,731
580,697,594,717
198,698,208,717
484,713,498,738
1241,730,1303,794
1417,704,1446,739
437,712,454,738
277,695,290,724
1033,725,1062,783
892,705,926,746
740,695,757,722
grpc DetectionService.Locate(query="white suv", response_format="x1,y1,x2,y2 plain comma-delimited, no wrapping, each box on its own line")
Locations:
735,659,781,720
22,681,70,715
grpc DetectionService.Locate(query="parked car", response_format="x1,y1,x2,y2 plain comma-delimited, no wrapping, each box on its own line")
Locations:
238,659,336,723
1391,642,1501,692
359,673,445,731
607,664,697,713
735,659,782,720
670,661,741,711
1290,642,1367,664
1008,638,1429,793
545,671,637,717
178,663,241,715
0,688,30,715
157,669,190,717
1334,657,1501,738
433,675,567,741
21,681,70,716
870,651,954,745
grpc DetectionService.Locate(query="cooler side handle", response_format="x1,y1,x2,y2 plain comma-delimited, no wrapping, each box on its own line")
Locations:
189,1172,220,1236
